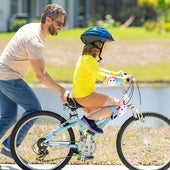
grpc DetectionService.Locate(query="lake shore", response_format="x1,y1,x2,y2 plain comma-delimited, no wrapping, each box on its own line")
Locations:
29,82,170,89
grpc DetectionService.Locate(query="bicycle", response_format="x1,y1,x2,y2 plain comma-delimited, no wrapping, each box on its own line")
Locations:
10,77,170,170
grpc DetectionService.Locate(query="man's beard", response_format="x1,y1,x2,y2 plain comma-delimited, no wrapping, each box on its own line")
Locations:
49,25,58,35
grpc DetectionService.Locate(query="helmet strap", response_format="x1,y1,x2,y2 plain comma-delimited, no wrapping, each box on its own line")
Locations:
97,42,104,63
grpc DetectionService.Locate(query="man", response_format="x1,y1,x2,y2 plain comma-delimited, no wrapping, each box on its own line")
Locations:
0,4,70,161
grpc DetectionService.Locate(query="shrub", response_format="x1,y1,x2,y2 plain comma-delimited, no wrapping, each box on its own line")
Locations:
162,22,170,32
144,21,157,31
12,19,27,31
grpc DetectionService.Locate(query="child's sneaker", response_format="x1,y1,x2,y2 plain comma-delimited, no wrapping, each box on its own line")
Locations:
81,116,103,133
117,104,127,117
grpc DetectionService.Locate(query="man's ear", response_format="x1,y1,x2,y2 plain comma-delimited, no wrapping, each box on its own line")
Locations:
45,16,52,24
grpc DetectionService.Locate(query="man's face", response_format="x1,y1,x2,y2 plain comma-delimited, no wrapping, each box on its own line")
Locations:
48,14,65,35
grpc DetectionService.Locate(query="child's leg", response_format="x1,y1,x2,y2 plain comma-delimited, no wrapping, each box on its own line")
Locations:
75,93,121,120
87,95,125,120
87,107,112,120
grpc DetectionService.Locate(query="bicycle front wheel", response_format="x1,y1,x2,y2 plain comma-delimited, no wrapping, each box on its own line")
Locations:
10,111,75,170
116,112,170,170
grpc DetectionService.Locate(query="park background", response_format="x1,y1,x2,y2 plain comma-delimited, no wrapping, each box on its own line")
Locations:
0,0,170,165
1,0,170,83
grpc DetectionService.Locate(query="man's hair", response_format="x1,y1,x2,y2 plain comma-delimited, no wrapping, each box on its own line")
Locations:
41,4,66,23
82,41,103,58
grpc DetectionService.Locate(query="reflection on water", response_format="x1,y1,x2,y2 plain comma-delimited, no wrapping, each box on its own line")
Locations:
18,85,170,126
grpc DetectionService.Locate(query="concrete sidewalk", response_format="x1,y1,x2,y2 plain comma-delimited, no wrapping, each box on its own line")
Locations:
1,164,169,170
0,164,129,170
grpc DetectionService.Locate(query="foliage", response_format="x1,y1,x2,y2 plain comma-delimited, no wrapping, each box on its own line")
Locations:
96,14,121,28
138,0,170,21
138,0,157,7
143,20,170,32
12,19,27,32
144,21,158,31
162,22,170,31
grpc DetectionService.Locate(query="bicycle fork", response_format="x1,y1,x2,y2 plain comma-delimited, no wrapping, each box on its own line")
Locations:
129,104,151,146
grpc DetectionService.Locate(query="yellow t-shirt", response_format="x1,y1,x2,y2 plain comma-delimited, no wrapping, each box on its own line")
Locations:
72,54,119,98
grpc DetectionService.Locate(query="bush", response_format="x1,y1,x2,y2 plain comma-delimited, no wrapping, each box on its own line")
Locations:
144,21,157,31
162,22,170,32
12,19,27,32
96,14,121,28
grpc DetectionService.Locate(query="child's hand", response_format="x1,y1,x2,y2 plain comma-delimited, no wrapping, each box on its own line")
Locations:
123,74,133,83
103,76,124,86
118,71,133,83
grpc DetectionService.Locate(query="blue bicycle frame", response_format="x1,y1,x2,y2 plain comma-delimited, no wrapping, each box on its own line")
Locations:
41,113,111,148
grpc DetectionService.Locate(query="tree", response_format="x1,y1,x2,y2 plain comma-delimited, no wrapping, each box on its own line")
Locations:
138,0,170,21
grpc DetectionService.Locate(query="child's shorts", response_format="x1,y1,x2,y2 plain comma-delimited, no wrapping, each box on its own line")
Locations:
75,92,108,114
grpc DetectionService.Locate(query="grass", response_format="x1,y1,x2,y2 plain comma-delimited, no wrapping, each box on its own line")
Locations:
24,67,74,83
0,126,169,165
1,27,170,83
109,63,170,83
23,63,170,83
1,27,170,40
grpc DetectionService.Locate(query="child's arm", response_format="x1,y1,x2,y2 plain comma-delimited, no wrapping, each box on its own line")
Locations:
99,68,122,77
97,68,131,86
103,76,126,86
97,68,124,81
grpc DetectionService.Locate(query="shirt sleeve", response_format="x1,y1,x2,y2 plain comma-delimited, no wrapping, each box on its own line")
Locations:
26,36,44,59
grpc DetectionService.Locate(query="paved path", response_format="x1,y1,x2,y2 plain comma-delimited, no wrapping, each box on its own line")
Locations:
1,164,169,170
0,164,129,170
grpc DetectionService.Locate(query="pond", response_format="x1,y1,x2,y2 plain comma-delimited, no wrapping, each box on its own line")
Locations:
18,85,170,126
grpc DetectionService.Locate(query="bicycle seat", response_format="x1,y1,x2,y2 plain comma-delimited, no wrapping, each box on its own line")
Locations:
64,97,83,111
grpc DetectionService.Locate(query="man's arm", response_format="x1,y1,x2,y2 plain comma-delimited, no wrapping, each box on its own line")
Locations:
29,58,70,102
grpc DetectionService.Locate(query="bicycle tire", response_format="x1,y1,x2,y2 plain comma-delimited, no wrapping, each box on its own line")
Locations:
116,112,170,170
10,110,75,170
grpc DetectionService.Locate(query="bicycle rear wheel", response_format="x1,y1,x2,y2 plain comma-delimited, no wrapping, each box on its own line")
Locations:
116,112,170,170
10,111,75,170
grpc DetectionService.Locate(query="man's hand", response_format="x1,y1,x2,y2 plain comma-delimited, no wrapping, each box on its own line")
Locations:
61,89,72,103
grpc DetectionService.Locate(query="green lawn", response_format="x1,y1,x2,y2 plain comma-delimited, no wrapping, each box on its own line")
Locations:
1,27,170,83
23,64,170,84
1,27,170,40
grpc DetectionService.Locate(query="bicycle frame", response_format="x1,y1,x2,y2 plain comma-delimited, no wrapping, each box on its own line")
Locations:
41,79,144,150
41,110,111,148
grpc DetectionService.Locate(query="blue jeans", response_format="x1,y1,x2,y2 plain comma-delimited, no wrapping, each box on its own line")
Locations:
0,79,42,149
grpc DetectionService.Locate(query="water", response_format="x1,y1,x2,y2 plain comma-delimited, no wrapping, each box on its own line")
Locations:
18,85,170,126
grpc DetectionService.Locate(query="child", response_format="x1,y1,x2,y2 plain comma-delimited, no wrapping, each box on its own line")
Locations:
72,27,129,134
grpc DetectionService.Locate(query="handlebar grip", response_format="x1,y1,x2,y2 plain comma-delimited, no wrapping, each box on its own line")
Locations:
126,77,131,82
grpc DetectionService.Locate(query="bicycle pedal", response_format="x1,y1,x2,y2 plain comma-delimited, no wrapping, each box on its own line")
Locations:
86,129,95,135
